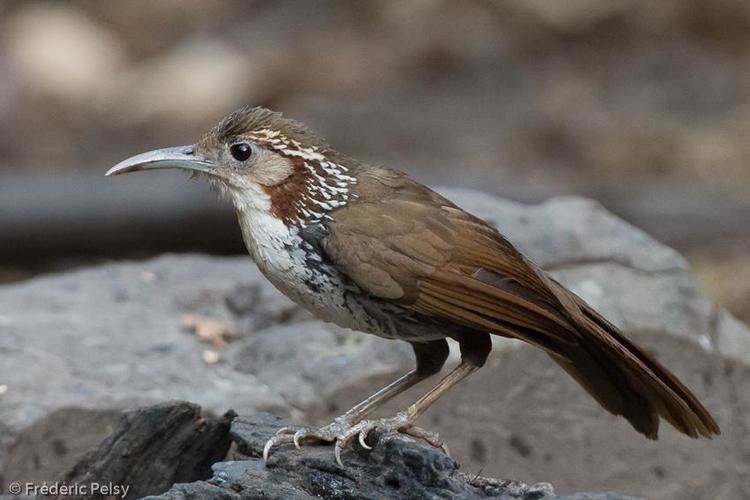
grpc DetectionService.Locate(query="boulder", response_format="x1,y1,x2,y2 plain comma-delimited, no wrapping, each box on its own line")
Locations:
1,190,748,498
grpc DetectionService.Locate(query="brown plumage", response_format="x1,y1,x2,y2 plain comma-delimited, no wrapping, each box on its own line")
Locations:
108,106,719,465
325,167,718,439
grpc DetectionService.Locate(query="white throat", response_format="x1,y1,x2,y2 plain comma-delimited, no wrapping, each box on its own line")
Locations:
228,183,301,273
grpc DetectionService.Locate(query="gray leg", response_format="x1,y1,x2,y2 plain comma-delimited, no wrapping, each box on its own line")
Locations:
326,333,492,464
336,339,450,422
263,339,449,461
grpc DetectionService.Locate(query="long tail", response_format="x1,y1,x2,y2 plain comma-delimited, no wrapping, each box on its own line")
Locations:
417,264,720,439
545,280,720,439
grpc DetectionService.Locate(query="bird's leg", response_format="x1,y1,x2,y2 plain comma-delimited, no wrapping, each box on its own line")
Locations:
330,361,479,464
324,369,425,424
266,369,426,453
327,333,491,465
264,340,449,462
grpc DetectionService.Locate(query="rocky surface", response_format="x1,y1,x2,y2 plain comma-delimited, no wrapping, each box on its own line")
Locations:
1,190,748,498
55,401,641,500
56,402,234,499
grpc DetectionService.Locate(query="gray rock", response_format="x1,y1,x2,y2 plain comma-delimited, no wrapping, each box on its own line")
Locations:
56,401,235,499
228,321,412,413
0,255,409,488
70,408,630,500
1,407,122,490
1,190,748,498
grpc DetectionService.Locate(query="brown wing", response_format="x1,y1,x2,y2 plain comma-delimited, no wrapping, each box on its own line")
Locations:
324,168,719,439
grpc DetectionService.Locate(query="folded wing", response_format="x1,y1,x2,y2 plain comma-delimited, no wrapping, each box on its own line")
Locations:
323,169,719,439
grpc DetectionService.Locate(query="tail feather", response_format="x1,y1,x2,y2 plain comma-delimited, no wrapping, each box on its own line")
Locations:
414,265,720,439
551,288,720,439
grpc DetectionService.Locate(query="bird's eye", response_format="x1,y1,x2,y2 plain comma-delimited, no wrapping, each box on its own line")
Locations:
230,142,253,162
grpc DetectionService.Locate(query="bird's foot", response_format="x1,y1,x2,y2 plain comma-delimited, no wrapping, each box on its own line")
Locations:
263,417,351,464
337,412,450,461
263,412,449,467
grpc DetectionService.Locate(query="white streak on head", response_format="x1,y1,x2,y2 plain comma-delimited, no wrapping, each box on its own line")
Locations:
231,131,358,226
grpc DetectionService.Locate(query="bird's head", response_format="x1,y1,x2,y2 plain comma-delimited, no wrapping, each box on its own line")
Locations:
107,106,357,224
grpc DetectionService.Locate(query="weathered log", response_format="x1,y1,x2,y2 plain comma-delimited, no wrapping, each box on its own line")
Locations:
55,401,235,499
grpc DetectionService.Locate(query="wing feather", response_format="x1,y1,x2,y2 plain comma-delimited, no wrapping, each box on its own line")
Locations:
322,168,719,439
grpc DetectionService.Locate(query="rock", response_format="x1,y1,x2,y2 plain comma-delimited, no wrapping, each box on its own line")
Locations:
0,407,122,491
1,191,749,498
60,406,640,500
55,402,235,499
0,255,409,488
228,321,412,414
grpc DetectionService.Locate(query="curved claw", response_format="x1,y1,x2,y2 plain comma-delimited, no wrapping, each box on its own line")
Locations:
262,416,449,468
403,426,450,456
358,429,373,450
293,428,313,449
334,439,346,467
333,422,375,465
263,435,283,462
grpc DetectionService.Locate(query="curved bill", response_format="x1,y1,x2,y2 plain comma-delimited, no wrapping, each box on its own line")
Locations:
106,145,213,176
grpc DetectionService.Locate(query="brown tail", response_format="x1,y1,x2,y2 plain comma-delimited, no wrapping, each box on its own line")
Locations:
415,260,720,439
549,289,720,439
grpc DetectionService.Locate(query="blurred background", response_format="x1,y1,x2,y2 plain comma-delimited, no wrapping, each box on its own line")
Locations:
1,0,748,323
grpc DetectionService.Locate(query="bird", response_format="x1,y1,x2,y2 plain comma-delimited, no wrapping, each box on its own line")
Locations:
107,106,719,466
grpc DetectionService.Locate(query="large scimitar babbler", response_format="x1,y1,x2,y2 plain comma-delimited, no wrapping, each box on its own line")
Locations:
107,106,719,466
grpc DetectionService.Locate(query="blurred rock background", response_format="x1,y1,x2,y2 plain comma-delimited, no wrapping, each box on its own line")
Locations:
1,0,748,323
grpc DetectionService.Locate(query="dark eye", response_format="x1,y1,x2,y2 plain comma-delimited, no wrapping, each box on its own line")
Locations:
230,142,253,162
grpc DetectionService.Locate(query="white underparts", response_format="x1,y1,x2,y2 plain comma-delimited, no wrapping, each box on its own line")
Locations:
224,144,370,332
233,195,372,332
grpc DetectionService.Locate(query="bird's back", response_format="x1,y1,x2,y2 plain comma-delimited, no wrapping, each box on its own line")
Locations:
322,165,720,439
